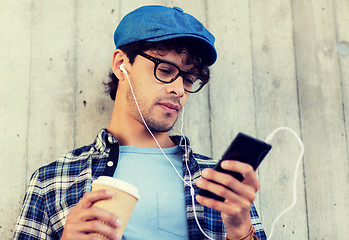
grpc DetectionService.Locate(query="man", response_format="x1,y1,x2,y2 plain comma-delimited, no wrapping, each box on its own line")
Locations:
14,5,267,240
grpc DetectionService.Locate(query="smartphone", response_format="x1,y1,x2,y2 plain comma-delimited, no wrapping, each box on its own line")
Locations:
197,132,272,202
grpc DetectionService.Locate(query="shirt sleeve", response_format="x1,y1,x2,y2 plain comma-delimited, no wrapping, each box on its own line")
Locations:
13,170,51,240
250,204,267,240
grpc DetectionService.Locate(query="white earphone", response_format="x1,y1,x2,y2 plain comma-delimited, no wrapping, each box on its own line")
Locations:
120,63,128,74
119,58,304,239
120,55,303,239
120,59,213,239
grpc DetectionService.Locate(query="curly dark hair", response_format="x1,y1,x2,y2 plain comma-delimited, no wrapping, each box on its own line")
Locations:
104,37,210,100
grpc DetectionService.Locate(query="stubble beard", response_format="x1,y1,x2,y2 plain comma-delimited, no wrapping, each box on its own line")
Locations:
126,90,180,133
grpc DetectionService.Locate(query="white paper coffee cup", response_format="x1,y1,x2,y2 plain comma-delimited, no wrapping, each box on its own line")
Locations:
91,176,140,239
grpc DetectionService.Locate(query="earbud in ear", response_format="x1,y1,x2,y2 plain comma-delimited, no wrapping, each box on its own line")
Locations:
120,64,128,74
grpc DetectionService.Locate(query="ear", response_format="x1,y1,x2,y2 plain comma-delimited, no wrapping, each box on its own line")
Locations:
112,49,128,80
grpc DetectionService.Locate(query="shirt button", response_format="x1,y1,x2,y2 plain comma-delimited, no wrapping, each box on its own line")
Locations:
107,161,113,167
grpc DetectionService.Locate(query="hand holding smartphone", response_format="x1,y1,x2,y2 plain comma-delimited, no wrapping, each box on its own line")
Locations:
197,133,272,202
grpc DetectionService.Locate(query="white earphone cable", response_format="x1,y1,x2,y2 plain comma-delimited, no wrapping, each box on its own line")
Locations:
123,67,189,187
264,127,304,239
180,108,215,240
123,67,214,239
122,65,304,240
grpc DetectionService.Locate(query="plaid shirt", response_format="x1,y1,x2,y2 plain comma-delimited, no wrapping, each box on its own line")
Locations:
13,129,266,240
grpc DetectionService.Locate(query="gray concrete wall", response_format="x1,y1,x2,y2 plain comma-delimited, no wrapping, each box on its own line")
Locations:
1,0,348,239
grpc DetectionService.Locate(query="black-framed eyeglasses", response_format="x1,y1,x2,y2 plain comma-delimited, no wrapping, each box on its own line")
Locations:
138,52,207,93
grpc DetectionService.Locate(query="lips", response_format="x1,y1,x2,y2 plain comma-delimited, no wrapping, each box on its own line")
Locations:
159,102,180,112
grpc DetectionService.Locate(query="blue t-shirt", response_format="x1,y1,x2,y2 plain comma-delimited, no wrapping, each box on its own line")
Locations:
113,145,189,240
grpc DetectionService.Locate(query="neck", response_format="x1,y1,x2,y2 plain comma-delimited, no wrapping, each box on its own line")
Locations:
107,102,175,148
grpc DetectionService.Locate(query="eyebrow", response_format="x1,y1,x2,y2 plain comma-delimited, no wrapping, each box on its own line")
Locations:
162,58,196,75
141,52,198,74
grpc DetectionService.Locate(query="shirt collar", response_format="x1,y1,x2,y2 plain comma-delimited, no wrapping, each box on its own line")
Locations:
170,135,191,148
93,129,119,154
93,129,192,155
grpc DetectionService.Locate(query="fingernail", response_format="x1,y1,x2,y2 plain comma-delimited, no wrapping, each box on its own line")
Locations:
116,218,123,227
221,161,229,168
116,232,122,240
106,190,114,196
202,169,208,177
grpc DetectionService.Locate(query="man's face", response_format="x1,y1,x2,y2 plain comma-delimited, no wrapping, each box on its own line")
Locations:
124,49,192,133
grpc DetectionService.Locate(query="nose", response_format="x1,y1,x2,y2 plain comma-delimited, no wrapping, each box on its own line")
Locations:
166,76,185,97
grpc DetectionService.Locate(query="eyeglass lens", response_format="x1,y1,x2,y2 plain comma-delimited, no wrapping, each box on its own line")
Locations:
155,62,203,93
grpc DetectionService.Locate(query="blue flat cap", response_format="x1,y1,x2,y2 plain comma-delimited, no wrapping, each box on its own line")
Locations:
114,5,217,66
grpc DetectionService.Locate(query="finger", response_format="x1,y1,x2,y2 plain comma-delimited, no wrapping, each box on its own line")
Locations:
62,229,107,240
70,220,121,240
76,190,115,209
62,222,108,240
196,193,251,217
196,193,226,210
220,161,260,191
79,206,123,229
196,177,241,202
63,206,122,240
200,169,257,202
85,221,121,240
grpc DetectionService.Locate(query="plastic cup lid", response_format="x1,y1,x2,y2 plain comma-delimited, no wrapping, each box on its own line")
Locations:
93,176,140,199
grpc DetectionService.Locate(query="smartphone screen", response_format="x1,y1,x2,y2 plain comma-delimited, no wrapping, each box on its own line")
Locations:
197,133,272,201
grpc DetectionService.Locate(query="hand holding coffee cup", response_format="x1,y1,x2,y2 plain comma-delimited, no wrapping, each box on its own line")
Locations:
91,176,140,239
61,189,122,240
